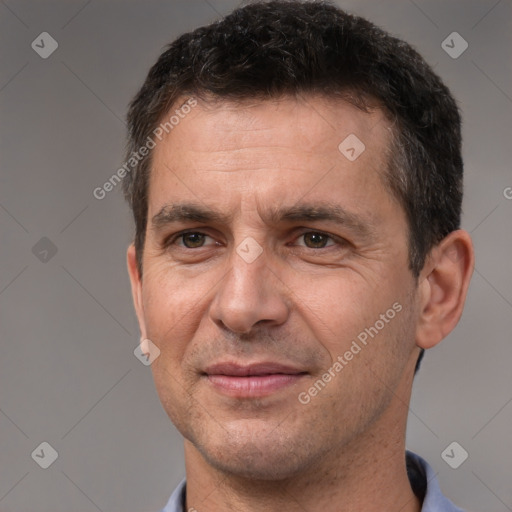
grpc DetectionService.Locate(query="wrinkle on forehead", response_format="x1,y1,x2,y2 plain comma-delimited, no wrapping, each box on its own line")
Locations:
155,94,388,156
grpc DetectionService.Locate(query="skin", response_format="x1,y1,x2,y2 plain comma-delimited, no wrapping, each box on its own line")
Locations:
127,95,474,512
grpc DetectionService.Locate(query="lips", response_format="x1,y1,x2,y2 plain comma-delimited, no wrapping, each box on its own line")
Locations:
204,362,306,376
203,362,307,397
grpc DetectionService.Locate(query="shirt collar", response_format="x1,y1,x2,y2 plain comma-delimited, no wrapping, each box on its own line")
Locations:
406,451,465,512
160,451,464,512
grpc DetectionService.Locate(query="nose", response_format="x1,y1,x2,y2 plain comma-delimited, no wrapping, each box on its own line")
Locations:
209,246,290,335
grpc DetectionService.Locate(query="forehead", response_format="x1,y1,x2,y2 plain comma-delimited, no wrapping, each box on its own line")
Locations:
155,94,390,159
148,95,396,221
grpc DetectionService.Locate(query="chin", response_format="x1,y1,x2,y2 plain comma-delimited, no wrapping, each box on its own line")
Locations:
191,421,326,481
204,445,306,481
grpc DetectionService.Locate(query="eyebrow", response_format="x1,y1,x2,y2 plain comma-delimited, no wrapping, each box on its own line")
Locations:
151,203,232,228
151,202,377,240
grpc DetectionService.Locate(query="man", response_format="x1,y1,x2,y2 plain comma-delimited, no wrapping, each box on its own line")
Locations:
123,1,474,510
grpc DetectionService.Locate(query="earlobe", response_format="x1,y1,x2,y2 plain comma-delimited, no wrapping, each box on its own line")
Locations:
415,230,474,350
127,244,147,339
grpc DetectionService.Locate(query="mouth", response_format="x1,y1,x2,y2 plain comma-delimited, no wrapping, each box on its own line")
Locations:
202,362,308,398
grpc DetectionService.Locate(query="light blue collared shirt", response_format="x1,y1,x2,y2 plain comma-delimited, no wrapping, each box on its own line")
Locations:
159,451,464,512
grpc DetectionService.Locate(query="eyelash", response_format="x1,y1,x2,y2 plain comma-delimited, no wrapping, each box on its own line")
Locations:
164,230,345,250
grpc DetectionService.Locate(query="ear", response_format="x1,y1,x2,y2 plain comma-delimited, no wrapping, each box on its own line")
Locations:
127,244,147,340
415,229,474,349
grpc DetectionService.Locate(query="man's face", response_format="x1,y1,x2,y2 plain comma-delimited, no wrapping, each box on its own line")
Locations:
129,95,422,479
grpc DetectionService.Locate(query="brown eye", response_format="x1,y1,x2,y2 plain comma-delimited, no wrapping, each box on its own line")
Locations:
181,232,206,248
302,232,332,249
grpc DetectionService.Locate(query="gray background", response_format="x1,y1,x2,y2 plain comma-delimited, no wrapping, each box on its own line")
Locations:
1,0,511,511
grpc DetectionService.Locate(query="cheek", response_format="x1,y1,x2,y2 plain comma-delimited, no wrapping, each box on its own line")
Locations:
141,265,207,359
299,285,415,426
293,268,416,399
291,271,395,352
141,269,206,426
